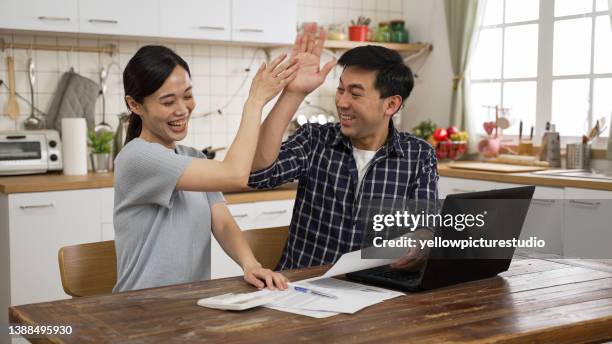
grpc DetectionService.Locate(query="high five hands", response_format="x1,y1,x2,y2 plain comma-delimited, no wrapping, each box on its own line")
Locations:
284,23,337,96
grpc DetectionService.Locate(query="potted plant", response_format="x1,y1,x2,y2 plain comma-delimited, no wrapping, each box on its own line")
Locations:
88,130,114,173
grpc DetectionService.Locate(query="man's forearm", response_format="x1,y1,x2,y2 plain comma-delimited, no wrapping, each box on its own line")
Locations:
251,90,306,171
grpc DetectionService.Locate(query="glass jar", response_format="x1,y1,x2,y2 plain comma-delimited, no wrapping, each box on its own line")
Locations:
390,20,409,43
373,22,391,42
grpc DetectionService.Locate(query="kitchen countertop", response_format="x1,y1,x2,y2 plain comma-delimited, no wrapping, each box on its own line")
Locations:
1,163,611,196
438,163,612,191
0,172,298,203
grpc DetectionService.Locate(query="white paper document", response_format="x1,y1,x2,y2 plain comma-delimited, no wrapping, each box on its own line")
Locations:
262,277,404,316
323,249,395,277
198,251,405,318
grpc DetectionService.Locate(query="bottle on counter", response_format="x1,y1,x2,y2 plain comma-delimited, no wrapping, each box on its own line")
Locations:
390,20,409,43
540,122,561,167
373,21,391,42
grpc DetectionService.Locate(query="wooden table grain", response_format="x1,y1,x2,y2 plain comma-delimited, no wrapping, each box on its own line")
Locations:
8,258,612,343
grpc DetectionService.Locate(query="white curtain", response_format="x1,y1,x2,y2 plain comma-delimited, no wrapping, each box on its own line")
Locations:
608,0,612,159
444,0,486,152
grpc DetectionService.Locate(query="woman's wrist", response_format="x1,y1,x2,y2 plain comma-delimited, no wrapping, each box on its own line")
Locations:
245,95,266,110
242,259,262,272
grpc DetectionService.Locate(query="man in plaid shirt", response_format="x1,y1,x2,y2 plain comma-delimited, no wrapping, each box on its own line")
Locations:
248,26,439,271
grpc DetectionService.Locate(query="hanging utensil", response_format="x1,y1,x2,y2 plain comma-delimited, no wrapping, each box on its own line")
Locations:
94,67,113,135
23,57,43,130
5,56,20,120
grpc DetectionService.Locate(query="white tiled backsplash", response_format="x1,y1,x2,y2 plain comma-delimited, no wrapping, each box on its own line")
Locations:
0,0,405,160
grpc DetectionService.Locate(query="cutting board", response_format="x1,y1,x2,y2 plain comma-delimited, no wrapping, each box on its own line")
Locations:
447,162,548,173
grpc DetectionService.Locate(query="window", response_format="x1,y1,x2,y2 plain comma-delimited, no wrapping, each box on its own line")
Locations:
470,0,612,141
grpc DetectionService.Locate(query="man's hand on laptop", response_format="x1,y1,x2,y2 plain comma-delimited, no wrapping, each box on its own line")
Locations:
389,228,434,271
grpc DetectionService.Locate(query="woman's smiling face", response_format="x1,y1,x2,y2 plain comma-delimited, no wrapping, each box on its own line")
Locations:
128,65,195,148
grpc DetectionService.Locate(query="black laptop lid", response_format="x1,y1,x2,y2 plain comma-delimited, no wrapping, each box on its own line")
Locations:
419,186,535,290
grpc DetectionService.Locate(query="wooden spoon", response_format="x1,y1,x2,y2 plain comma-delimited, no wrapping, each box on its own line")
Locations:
5,56,20,120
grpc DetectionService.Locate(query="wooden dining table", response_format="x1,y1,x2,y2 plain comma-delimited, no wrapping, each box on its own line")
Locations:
8,257,612,343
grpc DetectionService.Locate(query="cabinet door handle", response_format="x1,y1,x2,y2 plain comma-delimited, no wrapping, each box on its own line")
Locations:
261,210,288,215
88,19,119,24
38,16,71,22
451,188,477,193
19,203,54,210
238,28,264,33
569,200,601,208
532,199,556,205
199,26,225,31
233,213,249,218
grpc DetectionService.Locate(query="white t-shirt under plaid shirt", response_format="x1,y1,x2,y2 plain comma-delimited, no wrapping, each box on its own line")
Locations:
248,122,439,270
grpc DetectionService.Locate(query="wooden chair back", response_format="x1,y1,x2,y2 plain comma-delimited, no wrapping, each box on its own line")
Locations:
58,240,117,297
242,226,289,270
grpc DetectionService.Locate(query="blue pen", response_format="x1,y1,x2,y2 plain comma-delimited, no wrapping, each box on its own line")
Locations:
292,285,338,299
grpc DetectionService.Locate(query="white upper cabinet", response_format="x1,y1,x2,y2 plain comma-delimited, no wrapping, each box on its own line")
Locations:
232,0,297,44
78,0,159,37
1,0,297,45
0,0,78,32
160,0,231,41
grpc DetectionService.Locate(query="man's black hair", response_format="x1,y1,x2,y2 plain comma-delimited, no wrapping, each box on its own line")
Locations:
337,45,414,105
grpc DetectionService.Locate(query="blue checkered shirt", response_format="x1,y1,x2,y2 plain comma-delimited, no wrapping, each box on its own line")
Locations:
248,123,439,270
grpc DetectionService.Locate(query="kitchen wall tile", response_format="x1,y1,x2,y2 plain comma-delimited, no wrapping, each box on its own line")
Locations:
11,49,31,72
192,75,211,95
192,56,211,76
210,57,228,76
209,45,227,57
333,7,349,24
12,34,35,45
335,0,350,9
0,93,6,114
175,43,192,56
209,76,227,95
36,72,60,94
193,44,210,57
78,52,100,74
389,0,402,12
0,69,7,89
376,0,390,12
363,0,377,11
119,39,139,53
0,116,19,131
227,46,242,58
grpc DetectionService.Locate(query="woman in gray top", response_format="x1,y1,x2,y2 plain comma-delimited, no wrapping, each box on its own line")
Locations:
113,45,297,292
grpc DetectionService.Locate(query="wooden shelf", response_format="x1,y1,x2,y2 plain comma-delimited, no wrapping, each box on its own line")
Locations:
323,40,431,53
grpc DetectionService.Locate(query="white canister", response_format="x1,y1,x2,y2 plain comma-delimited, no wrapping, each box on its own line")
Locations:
61,118,88,175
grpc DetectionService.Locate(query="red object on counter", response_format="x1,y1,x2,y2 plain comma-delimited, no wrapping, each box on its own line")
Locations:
348,25,368,41
432,128,448,141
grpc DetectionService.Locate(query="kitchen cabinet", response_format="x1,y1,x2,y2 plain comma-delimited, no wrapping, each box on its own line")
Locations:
0,0,78,33
0,188,113,344
1,189,110,308
231,0,297,44
496,182,565,256
160,0,231,41
563,187,612,259
1,0,297,46
438,177,498,199
78,0,159,37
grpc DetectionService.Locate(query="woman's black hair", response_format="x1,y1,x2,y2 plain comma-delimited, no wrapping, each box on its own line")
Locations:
123,45,191,144
337,45,414,105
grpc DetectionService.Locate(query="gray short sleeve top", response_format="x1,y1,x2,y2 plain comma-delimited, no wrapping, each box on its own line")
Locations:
112,138,225,292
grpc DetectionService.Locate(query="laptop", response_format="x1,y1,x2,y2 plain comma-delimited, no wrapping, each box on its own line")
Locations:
346,186,535,291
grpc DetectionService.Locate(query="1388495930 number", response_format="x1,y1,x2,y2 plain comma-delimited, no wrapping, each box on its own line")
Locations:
8,325,73,336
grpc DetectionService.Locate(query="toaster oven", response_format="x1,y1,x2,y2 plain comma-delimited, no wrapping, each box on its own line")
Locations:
0,130,63,175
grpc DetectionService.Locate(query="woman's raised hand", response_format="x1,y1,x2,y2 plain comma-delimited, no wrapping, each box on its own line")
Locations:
248,53,299,105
